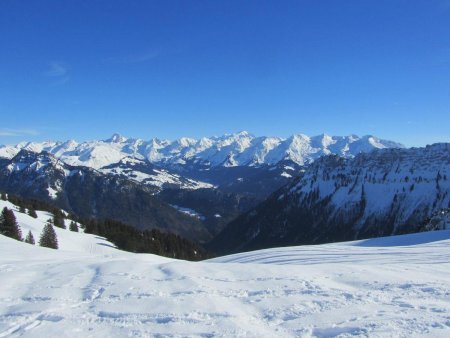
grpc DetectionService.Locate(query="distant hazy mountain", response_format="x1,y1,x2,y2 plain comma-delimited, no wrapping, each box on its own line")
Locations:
210,143,450,254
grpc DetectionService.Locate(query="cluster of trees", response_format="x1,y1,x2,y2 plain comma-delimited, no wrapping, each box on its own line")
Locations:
1,192,54,219
0,206,58,249
1,191,209,260
0,192,81,250
419,208,450,232
79,217,209,260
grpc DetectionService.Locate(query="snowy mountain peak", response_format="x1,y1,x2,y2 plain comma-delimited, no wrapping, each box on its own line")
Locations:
10,149,61,170
232,130,252,138
107,133,128,143
176,137,197,147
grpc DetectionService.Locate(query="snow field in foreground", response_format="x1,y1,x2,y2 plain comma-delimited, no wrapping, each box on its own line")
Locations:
1,200,450,337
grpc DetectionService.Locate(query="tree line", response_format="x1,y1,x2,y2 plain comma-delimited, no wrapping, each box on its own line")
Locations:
77,217,209,260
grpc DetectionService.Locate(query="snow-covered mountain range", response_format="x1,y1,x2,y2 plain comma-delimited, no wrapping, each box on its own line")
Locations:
211,143,450,253
0,132,404,169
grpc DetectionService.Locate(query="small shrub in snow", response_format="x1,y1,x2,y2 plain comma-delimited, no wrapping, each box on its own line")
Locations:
25,230,35,245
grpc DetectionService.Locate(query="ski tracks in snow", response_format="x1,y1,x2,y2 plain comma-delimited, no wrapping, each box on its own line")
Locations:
0,261,109,337
1,236,450,337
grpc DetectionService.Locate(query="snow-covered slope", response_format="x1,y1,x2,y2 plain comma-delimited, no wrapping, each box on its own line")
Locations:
0,132,404,169
291,143,450,233
98,156,214,190
0,200,120,256
211,230,450,264
1,211,450,337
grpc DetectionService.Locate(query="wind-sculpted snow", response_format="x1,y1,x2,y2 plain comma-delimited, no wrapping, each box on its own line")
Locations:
1,200,450,337
0,131,403,169
210,230,450,265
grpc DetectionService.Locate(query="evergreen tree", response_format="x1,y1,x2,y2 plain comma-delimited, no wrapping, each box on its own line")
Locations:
25,230,35,245
28,208,38,218
39,223,58,249
69,221,78,232
1,192,6,201
0,207,22,241
19,205,26,213
53,213,66,229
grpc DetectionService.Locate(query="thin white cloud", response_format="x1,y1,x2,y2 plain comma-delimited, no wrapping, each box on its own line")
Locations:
105,51,159,64
44,61,70,85
0,128,40,137
45,62,69,77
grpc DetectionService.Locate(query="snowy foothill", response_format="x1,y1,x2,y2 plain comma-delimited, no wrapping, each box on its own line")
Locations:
1,200,450,337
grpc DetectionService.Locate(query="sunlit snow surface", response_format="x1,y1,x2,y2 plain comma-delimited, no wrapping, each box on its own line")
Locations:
1,200,449,337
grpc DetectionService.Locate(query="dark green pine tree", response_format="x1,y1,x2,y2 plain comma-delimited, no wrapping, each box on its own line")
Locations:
39,223,58,249
0,192,6,201
53,213,66,229
0,207,23,241
25,230,35,245
69,221,78,232
19,205,26,213
28,208,38,218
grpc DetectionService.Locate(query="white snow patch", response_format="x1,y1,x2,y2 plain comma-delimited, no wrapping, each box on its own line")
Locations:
280,171,292,178
170,205,205,220
46,187,59,200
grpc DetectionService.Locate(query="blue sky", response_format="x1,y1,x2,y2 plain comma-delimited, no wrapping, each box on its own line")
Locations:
0,0,449,146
